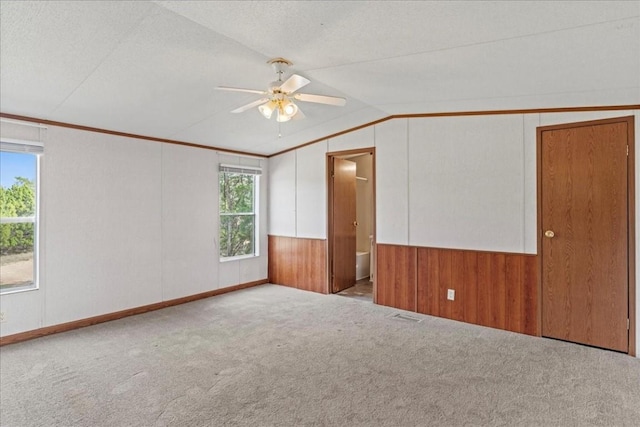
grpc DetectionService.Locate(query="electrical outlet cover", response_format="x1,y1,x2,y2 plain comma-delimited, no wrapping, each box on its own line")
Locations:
447,289,455,301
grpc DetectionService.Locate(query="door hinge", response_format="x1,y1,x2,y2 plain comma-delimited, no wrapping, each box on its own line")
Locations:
628,318,630,330
627,145,629,156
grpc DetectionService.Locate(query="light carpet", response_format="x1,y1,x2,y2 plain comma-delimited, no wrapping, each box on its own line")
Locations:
1,284,639,426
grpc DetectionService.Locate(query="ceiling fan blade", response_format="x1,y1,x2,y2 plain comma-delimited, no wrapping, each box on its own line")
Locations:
230,98,269,113
215,86,266,95
293,93,346,106
279,74,310,94
291,107,305,120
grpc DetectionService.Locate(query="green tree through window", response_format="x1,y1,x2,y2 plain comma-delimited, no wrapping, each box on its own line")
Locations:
0,177,35,255
1,145,41,293
219,166,259,258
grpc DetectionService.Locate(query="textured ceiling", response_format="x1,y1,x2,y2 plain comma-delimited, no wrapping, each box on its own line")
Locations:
1,1,638,156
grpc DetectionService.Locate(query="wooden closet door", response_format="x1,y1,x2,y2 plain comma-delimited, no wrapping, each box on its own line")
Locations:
540,119,629,352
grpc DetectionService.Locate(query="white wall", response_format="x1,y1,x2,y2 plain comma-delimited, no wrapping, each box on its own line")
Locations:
268,150,296,237
328,126,374,152
296,141,328,239
408,115,526,252
266,109,640,356
0,124,268,337
379,115,532,252
44,127,163,325
161,143,218,300
375,119,409,245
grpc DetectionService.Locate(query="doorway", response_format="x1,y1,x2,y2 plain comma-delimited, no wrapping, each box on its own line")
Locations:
537,116,635,355
327,148,375,301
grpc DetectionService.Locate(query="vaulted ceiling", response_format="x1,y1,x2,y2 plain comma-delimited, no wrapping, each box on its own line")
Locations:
1,1,638,156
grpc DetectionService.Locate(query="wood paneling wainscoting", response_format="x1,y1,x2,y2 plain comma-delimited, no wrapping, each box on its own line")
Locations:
268,235,327,294
376,244,538,336
376,245,417,311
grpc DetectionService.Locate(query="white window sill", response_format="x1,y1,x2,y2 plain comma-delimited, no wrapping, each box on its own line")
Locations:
0,284,39,295
219,254,259,263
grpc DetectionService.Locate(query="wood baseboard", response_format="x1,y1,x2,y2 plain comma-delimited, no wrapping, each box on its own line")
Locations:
0,279,268,346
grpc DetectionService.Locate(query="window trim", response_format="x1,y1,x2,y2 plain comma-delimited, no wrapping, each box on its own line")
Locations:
0,142,41,295
219,164,262,175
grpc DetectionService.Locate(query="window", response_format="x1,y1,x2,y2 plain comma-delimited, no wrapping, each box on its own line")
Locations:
0,141,42,293
219,164,260,260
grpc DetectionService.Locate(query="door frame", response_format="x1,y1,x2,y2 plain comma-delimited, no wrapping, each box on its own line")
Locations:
327,147,376,299
536,115,636,356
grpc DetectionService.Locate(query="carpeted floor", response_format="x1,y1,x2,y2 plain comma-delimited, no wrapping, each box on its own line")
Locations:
1,284,639,426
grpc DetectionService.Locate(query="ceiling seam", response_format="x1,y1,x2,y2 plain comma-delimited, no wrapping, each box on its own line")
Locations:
148,6,275,139
304,15,640,72
373,85,640,109
48,4,158,117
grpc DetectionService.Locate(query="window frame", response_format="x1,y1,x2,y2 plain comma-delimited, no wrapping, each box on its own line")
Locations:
218,164,261,261
0,139,42,294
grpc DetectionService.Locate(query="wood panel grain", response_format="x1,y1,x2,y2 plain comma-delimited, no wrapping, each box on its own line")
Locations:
268,235,327,294
505,255,523,333
451,250,465,322
300,238,328,294
376,244,416,311
414,247,537,336
522,255,538,336
438,250,452,319
490,253,507,330
463,251,478,324
417,248,438,316
476,253,492,328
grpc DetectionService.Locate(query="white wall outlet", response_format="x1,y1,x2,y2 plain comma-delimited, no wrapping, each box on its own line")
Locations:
447,289,455,301
0,312,5,322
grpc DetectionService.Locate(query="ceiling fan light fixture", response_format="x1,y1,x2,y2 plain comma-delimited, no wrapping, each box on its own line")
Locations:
258,100,277,119
276,106,292,123
282,98,298,116
273,98,298,122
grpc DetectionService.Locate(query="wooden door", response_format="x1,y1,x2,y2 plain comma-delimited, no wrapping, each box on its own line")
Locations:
540,119,629,352
332,158,357,293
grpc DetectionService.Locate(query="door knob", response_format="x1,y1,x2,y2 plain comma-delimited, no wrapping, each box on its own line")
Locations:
353,221,358,227
544,230,555,238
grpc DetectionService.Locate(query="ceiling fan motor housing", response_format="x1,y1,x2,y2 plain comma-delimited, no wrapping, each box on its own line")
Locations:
268,57,293,77
269,81,283,93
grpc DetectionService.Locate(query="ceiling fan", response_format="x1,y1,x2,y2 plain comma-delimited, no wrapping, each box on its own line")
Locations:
215,58,346,123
